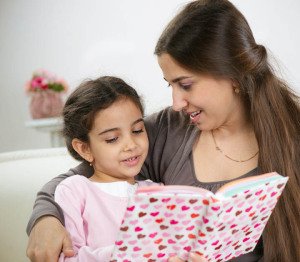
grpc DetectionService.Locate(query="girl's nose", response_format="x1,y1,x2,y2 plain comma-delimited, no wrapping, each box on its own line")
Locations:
123,136,137,151
171,87,188,111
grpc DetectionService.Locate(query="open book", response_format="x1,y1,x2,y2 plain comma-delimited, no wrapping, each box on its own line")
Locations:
110,172,288,262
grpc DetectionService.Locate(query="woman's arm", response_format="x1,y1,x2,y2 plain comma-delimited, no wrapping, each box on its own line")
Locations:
26,171,76,262
26,162,92,234
26,162,93,262
26,173,70,235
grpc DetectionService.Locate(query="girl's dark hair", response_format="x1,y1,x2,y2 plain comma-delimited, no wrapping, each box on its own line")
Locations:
155,0,300,261
63,76,144,161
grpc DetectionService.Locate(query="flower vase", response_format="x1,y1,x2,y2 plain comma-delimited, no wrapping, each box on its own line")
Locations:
30,90,64,119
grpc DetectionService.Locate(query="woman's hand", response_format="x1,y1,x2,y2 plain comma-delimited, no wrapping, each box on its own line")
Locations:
168,253,208,262
26,216,74,262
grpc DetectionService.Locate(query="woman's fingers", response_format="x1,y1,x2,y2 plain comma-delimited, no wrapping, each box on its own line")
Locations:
189,252,208,262
168,256,185,262
26,216,74,262
168,253,208,262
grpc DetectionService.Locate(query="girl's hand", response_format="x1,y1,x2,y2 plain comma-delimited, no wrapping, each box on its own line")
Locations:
26,216,74,262
168,253,208,262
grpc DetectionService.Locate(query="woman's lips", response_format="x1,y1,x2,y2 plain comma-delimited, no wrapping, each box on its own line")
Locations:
189,110,202,124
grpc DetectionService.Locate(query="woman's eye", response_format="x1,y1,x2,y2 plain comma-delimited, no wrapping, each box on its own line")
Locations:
105,137,118,143
133,129,144,134
179,83,191,90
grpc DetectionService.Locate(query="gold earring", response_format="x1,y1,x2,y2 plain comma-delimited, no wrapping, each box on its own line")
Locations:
231,79,240,94
88,159,93,166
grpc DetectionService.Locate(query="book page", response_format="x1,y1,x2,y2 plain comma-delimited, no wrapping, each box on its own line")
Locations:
137,184,214,197
215,172,287,198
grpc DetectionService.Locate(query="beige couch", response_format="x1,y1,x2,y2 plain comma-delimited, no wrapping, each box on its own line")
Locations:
0,147,80,262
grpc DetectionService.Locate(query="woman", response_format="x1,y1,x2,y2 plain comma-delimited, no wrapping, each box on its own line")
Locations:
27,0,300,261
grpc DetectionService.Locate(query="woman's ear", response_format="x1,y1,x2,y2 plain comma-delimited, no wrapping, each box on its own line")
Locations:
72,138,94,163
231,79,240,94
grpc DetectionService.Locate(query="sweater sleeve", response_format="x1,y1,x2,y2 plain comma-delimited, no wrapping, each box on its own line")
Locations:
58,246,114,262
55,179,114,262
26,162,93,235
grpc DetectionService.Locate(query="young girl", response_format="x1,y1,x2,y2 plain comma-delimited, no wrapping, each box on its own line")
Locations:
55,76,157,261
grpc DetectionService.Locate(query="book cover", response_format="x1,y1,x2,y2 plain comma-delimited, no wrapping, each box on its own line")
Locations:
110,172,288,262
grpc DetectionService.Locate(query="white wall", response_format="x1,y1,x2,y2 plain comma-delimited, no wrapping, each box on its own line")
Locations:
0,0,299,153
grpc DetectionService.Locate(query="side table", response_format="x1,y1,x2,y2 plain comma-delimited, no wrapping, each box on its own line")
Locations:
25,117,64,147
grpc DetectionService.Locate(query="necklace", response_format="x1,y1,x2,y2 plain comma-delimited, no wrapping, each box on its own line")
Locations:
211,130,259,163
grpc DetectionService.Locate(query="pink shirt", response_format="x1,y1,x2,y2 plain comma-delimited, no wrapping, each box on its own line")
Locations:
55,175,157,261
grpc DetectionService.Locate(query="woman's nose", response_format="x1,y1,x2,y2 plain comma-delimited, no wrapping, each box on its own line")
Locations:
172,87,188,111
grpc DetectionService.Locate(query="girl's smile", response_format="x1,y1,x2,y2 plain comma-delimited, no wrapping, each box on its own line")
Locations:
121,155,142,167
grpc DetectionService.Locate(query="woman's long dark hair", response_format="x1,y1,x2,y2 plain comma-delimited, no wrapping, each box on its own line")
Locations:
155,0,300,261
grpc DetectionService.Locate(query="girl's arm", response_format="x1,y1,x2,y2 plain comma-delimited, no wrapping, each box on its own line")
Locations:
26,162,93,262
59,246,114,262
55,178,114,262
26,173,70,235
26,162,92,234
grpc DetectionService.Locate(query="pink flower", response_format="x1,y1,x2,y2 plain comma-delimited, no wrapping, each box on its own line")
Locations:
31,77,47,89
25,69,68,93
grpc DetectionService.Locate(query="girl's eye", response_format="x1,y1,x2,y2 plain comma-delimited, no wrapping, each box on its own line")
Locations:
105,137,118,143
133,129,144,134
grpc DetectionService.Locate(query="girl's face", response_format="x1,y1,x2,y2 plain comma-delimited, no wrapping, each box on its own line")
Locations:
85,99,148,183
157,53,244,131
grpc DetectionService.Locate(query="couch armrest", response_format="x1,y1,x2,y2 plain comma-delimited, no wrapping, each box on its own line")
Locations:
0,147,80,262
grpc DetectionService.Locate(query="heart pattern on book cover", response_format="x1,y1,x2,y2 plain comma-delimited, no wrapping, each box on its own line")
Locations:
110,176,287,262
